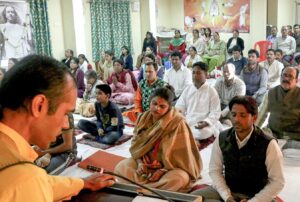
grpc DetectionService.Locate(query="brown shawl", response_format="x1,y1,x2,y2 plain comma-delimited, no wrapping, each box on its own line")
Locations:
130,108,202,181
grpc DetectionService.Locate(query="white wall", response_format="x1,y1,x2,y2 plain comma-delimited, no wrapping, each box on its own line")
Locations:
61,0,76,56
48,0,65,60
277,0,296,29
131,1,142,64
82,1,92,62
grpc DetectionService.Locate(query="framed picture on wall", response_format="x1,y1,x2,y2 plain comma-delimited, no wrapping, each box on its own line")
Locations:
184,0,250,33
0,0,35,61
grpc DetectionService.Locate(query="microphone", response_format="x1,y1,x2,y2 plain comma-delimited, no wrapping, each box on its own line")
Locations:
86,165,174,202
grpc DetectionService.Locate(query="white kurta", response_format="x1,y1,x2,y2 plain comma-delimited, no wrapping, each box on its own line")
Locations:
259,60,284,89
163,64,193,97
175,82,221,139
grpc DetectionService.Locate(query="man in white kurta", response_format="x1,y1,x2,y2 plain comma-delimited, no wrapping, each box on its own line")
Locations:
163,51,192,98
176,61,221,140
259,49,284,89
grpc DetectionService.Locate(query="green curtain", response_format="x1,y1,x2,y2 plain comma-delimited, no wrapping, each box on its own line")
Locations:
90,0,133,61
29,0,52,56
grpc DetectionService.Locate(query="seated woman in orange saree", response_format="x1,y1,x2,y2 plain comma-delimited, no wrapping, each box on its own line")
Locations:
115,86,202,192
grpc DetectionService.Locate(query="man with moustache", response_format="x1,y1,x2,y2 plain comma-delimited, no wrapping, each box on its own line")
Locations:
259,49,284,89
240,49,268,105
192,96,284,202
124,61,166,123
256,66,300,147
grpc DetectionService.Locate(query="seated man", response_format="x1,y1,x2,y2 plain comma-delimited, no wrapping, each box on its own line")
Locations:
83,70,103,101
214,63,246,126
257,67,300,148
227,45,248,75
137,53,164,82
267,26,278,44
275,49,290,67
0,54,114,201
259,49,284,89
240,49,268,105
272,26,296,64
78,84,124,145
192,96,284,202
163,51,192,98
124,62,166,123
176,61,221,140
34,113,77,173
107,59,137,105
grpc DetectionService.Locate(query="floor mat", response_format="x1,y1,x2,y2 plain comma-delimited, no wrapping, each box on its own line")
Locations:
77,134,132,150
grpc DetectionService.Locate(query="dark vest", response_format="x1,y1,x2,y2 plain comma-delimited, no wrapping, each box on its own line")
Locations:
219,126,273,197
268,86,300,140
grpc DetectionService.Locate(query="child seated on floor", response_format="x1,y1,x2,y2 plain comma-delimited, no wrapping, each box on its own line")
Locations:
78,84,124,145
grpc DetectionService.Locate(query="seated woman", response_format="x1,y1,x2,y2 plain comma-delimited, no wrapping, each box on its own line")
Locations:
202,32,226,72
99,50,114,82
136,46,162,69
83,70,103,101
95,50,106,74
169,30,186,56
120,46,133,71
78,54,93,74
34,113,77,173
203,27,212,44
107,59,137,105
184,46,202,69
70,57,85,98
142,31,157,55
78,84,124,145
186,29,206,56
138,53,164,82
115,86,202,192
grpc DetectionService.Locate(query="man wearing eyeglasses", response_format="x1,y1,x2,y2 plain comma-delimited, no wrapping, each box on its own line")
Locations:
256,66,300,147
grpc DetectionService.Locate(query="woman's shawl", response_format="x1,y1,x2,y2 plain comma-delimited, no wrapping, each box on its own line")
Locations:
170,37,185,47
130,108,202,180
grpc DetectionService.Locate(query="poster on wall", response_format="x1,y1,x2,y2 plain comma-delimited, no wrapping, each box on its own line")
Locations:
184,0,250,33
0,0,34,61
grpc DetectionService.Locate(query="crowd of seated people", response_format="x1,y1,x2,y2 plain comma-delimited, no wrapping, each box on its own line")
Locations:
5,22,300,201
7,25,300,200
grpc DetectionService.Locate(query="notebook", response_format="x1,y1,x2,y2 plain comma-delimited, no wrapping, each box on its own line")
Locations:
78,150,126,172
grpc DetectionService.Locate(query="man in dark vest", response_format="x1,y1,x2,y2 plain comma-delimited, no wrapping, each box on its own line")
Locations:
192,96,284,202
257,66,300,147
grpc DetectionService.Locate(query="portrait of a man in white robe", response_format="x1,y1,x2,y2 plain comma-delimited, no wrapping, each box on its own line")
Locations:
0,1,34,60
